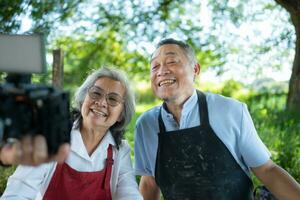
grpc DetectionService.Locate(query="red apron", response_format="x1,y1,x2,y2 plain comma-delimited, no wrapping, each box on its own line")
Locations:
43,144,113,200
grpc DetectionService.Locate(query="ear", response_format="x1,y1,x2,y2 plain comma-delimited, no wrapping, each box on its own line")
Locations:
194,63,201,76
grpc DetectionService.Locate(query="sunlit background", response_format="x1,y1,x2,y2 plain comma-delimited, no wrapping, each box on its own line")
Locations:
1,0,299,196
17,0,294,85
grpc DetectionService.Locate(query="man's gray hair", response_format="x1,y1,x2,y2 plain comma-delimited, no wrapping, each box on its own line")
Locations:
73,67,135,148
156,38,197,66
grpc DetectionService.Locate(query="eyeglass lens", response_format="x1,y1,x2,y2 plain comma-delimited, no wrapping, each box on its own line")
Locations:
88,86,123,106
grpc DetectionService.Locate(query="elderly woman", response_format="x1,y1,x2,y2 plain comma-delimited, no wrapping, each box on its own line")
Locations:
1,67,142,200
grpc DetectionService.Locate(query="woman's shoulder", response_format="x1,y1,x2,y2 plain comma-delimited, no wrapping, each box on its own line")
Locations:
118,139,130,150
114,139,132,156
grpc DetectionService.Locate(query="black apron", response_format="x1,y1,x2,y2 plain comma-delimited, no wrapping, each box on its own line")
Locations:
155,90,254,200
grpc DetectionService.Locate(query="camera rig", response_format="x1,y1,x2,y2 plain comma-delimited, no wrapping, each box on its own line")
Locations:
0,34,71,154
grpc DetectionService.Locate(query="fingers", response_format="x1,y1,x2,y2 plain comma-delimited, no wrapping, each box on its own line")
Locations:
0,136,70,166
22,135,70,165
0,141,21,165
32,135,48,164
20,136,34,165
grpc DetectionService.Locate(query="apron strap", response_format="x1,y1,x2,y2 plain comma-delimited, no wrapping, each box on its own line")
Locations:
196,90,210,127
103,144,114,191
158,104,166,133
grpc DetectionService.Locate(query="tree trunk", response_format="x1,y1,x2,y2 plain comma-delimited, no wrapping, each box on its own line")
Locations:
275,0,300,113
52,49,64,89
287,16,300,112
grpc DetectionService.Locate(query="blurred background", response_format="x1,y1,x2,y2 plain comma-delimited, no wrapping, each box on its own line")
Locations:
0,0,299,195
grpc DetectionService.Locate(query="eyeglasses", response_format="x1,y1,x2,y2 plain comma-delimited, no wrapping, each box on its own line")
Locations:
88,86,124,107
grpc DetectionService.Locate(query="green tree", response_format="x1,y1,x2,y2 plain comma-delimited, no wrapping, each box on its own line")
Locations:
0,0,83,34
207,0,299,112
48,0,221,83
1,0,221,83
53,31,149,87
275,0,300,112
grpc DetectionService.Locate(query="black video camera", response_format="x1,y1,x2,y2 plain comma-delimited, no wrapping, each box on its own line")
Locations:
0,34,71,154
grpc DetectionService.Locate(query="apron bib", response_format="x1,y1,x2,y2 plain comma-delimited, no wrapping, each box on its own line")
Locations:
155,90,254,200
43,144,114,200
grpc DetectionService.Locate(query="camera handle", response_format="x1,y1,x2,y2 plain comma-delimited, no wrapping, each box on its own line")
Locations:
5,73,31,86
0,73,31,146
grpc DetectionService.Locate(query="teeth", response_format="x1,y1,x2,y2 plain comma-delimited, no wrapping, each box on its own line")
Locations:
159,79,175,86
92,109,107,117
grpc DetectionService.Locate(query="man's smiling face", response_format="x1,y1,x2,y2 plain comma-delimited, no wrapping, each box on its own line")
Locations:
150,44,198,103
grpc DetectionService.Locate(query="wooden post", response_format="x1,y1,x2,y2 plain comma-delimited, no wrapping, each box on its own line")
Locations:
52,49,64,88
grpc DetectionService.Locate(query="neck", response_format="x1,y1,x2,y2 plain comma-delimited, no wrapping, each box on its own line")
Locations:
81,126,107,156
165,103,183,124
165,91,193,124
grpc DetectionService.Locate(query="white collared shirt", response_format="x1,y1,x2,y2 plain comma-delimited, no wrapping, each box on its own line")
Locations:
1,129,143,200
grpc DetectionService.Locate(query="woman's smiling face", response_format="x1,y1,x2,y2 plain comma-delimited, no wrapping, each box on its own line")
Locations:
81,77,125,131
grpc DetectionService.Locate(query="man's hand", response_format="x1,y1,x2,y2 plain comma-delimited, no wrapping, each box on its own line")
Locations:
0,135,70,166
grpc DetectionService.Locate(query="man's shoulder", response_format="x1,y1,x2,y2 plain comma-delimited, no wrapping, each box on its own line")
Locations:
136,105,161,126
205,92,243,107
205,92,246,117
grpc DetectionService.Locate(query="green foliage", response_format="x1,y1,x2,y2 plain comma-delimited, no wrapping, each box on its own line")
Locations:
206,0,295,79
0,0,24,32
246,93,300,183
125,112,139,154
198,79,248,100
47,0,222,84
276,113,300,182
219,79,243,97
208,0,246,27
53,32,150,88
0,0,83,34
134,83,156,104
0,166,15,196
1,0,227,85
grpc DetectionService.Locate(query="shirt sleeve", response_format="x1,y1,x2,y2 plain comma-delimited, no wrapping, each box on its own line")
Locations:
134,109,160,177
0,163,54,200
238,103,271,168
114,141,142,200
134,122,147,176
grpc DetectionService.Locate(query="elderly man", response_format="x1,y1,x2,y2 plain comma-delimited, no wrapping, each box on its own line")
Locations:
134,38,300,200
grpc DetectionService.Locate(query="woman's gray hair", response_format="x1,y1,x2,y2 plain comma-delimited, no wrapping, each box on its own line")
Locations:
73,67,135,148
